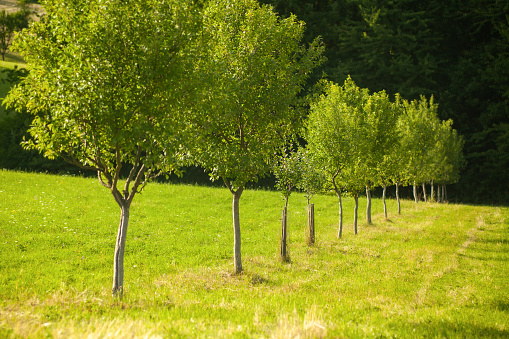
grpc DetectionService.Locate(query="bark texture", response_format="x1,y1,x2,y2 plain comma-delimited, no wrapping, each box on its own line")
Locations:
280,196,289,262
413,183,419,203
232,187,244,274
112,203,129,296
307,203,315,245
422,182,427,202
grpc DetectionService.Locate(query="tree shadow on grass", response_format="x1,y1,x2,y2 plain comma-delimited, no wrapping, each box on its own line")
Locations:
407,320,509,338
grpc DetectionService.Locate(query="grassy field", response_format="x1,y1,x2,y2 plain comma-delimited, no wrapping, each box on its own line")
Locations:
0,170,508,338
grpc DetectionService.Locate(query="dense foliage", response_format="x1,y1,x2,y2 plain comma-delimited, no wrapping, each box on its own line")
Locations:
260,0,509,204
1,0,507,204
4,0,201,296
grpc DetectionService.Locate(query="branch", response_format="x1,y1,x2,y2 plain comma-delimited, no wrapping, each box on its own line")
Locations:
112,146,122,193
223,177,235,195
60,153,100,172
127,163,146,204
123,146,142,196
97,171,111,189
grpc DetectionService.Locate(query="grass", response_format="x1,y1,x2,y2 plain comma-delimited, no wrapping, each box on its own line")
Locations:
0,170,508,338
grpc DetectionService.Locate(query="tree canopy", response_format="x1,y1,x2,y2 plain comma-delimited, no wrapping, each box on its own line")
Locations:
189,0,324,273
5,0,200,296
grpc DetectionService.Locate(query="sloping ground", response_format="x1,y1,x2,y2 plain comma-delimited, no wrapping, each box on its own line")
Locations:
0,171,507,338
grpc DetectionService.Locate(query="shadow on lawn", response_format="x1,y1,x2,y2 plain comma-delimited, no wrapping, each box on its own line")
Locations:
410,320,509,338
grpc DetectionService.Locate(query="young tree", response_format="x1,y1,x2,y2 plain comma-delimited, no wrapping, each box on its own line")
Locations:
306,77,369,237
362,90,400,220
273,149,303,262
5,0,199,297
295,147,326,245
397,95,440,203
430,119,465,202
191,0,323,273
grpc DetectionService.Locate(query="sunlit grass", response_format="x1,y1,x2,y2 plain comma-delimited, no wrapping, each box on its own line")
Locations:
0,170,508,338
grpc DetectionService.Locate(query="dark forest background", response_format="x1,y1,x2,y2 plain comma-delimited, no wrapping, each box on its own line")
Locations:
1,0,508,204
259,0,508,204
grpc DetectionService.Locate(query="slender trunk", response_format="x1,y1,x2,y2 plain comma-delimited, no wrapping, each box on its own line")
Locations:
280,196,289,262
366,186,372,224
354,194,358,235
307,202,315,245
332,179,343,239
112,203,130,297
444,184,447,202
430,180,434,202
382,183,387,219
437,184,442,203
232,187,244,274
336,190,343,239
422,182,427,202
396,182,401,215
413,182,419,203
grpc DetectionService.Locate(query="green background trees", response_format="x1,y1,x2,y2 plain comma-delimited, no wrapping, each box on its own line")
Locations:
261,0,508,204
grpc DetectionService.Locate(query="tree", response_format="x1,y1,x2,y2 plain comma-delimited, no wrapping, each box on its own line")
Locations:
5,0,199,297
429,119,465,202
397,95,440,203
273,149,303,262
190,0,323,274
391,94,408,214
295,147,325,245
306,77,369,237
362,89,400,220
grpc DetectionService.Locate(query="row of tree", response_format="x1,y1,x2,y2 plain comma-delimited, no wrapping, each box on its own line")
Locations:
5,0,323,296
259,0,509,205
5,0,462,296
274,77,463,260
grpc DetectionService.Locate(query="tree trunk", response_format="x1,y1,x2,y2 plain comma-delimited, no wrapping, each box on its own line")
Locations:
413,182,419,203
422,182,427,202
307,202,315,245
112,203,130,297
336,190,343,238
437,184,442,203
366,185,372,224
280,196,289,262
430,180,434,202
232,187,244,274
396,182,401,214
354,194,358,235
332,179,343,239
444,184,447,202
382,183,387,219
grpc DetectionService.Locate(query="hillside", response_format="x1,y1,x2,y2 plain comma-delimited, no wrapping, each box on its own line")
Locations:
1,171,508,337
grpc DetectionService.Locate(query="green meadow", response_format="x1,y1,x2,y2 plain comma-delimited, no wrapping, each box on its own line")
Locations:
0,170,508,338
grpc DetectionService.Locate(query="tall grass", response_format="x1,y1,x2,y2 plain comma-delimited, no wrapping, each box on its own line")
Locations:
1,170,508,338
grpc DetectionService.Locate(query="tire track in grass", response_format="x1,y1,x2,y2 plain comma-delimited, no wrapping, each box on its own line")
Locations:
413,212,482,306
